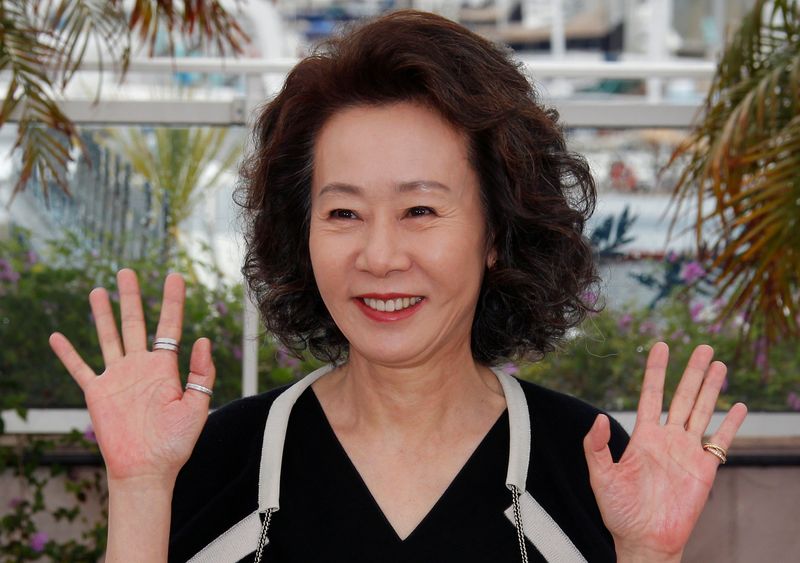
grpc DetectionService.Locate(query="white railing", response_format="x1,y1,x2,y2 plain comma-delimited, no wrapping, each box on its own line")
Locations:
5,408,798,439
2,57,715,127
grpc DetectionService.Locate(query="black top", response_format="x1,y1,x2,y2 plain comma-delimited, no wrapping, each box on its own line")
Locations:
169,378,629,563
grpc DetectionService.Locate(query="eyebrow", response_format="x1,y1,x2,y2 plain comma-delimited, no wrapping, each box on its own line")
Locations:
317,180,452,198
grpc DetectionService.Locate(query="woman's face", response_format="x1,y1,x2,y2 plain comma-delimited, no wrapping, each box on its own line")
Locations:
309,102,493,367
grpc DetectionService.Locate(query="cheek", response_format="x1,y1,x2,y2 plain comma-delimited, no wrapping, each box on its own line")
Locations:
309,228,347,302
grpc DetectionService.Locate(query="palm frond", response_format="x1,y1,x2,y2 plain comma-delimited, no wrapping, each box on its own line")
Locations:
125,0,248,56
101,126,241,248
1,0,250,203
49,0,131,88
665,0,800,349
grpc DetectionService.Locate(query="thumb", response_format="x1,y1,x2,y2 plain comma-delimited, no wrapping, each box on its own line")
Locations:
583,413,614,485
183,337,216,414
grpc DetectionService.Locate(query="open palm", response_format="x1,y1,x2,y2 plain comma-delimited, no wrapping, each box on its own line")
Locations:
584,343,747,560
49,269,217,483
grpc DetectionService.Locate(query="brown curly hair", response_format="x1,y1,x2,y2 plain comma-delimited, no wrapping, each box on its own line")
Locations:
237,10,598,364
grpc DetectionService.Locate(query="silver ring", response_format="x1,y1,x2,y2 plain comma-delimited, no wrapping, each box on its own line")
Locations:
153,337,180,353
185,382,213,397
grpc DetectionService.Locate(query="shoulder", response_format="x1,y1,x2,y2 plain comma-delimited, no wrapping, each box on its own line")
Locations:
515,377,629,460
169,384,293,561
513,378,627,561
179,383,293,484
204,385,290,441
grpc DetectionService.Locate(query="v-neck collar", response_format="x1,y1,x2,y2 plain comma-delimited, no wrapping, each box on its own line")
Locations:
258,364,532,513
305,386,509,544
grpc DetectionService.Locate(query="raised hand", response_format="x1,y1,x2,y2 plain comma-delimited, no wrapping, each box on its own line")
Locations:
49,268,216,484
583,342,747,561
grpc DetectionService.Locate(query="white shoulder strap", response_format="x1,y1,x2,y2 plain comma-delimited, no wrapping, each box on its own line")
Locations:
258,364,334,512
186,510,263,562
492,368,587,563
490,367,531,492
503,491,588,563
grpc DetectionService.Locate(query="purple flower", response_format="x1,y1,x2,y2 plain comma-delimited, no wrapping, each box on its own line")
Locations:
0,258,20,283
83,425,97,444
689,302,705,323
755,350,768,371
753,337,768,371
215,301,229,316
277,347,300,368
788,392,800,412
8,497,22,509
581,290,598,306
617,313,633,331
666,251,680,263
501,362,519,375
232,345,242,361
639,320,657,336
706,321,723,334
680,261,706,284
30,531,47,552
25,250,39,266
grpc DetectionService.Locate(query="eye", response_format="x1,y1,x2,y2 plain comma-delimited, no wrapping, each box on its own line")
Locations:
407,206,436,218
329,209,358,220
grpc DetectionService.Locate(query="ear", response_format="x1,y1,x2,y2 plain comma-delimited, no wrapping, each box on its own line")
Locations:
486,246,497,270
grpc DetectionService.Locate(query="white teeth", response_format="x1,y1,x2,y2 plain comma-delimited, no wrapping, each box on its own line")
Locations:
362,297,422,312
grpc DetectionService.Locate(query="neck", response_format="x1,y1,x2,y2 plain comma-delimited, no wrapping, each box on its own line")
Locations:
316,348,505,443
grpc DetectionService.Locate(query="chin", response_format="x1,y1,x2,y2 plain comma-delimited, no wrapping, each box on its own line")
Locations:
347,338,434,368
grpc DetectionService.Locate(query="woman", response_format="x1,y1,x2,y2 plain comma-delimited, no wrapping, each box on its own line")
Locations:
49,10,747,562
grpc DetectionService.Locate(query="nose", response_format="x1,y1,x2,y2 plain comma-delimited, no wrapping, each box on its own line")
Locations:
354,216,412,277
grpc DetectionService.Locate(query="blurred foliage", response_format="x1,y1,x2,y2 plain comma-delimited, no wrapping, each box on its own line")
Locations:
0,430,107,560
518,254,800,412
101,127,243,259
0,225,319,410
0,222,321,559
591,205,636,259
0,0,248,202
666,0,800,349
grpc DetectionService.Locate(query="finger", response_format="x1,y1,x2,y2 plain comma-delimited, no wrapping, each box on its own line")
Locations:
702,402,748,467
583,414,614,489
153,273,186,355
117,269,148,353
49,332,96,390
686,360,727,437
89,287,124,364
667,345,714,427
636,342,669,425
182,338,216,413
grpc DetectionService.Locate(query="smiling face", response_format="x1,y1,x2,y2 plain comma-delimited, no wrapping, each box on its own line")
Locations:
309,102,494,367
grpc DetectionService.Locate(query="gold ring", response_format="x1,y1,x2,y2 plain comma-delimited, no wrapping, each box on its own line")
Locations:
702,442,728,464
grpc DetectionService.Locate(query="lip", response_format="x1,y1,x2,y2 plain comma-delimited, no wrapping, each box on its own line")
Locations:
354,295,425,322
356,293,420,299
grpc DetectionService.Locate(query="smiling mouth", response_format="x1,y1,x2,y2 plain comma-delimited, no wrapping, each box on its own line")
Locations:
360,296,424,312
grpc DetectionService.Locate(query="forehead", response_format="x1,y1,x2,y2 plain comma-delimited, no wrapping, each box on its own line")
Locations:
311,102,475,197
